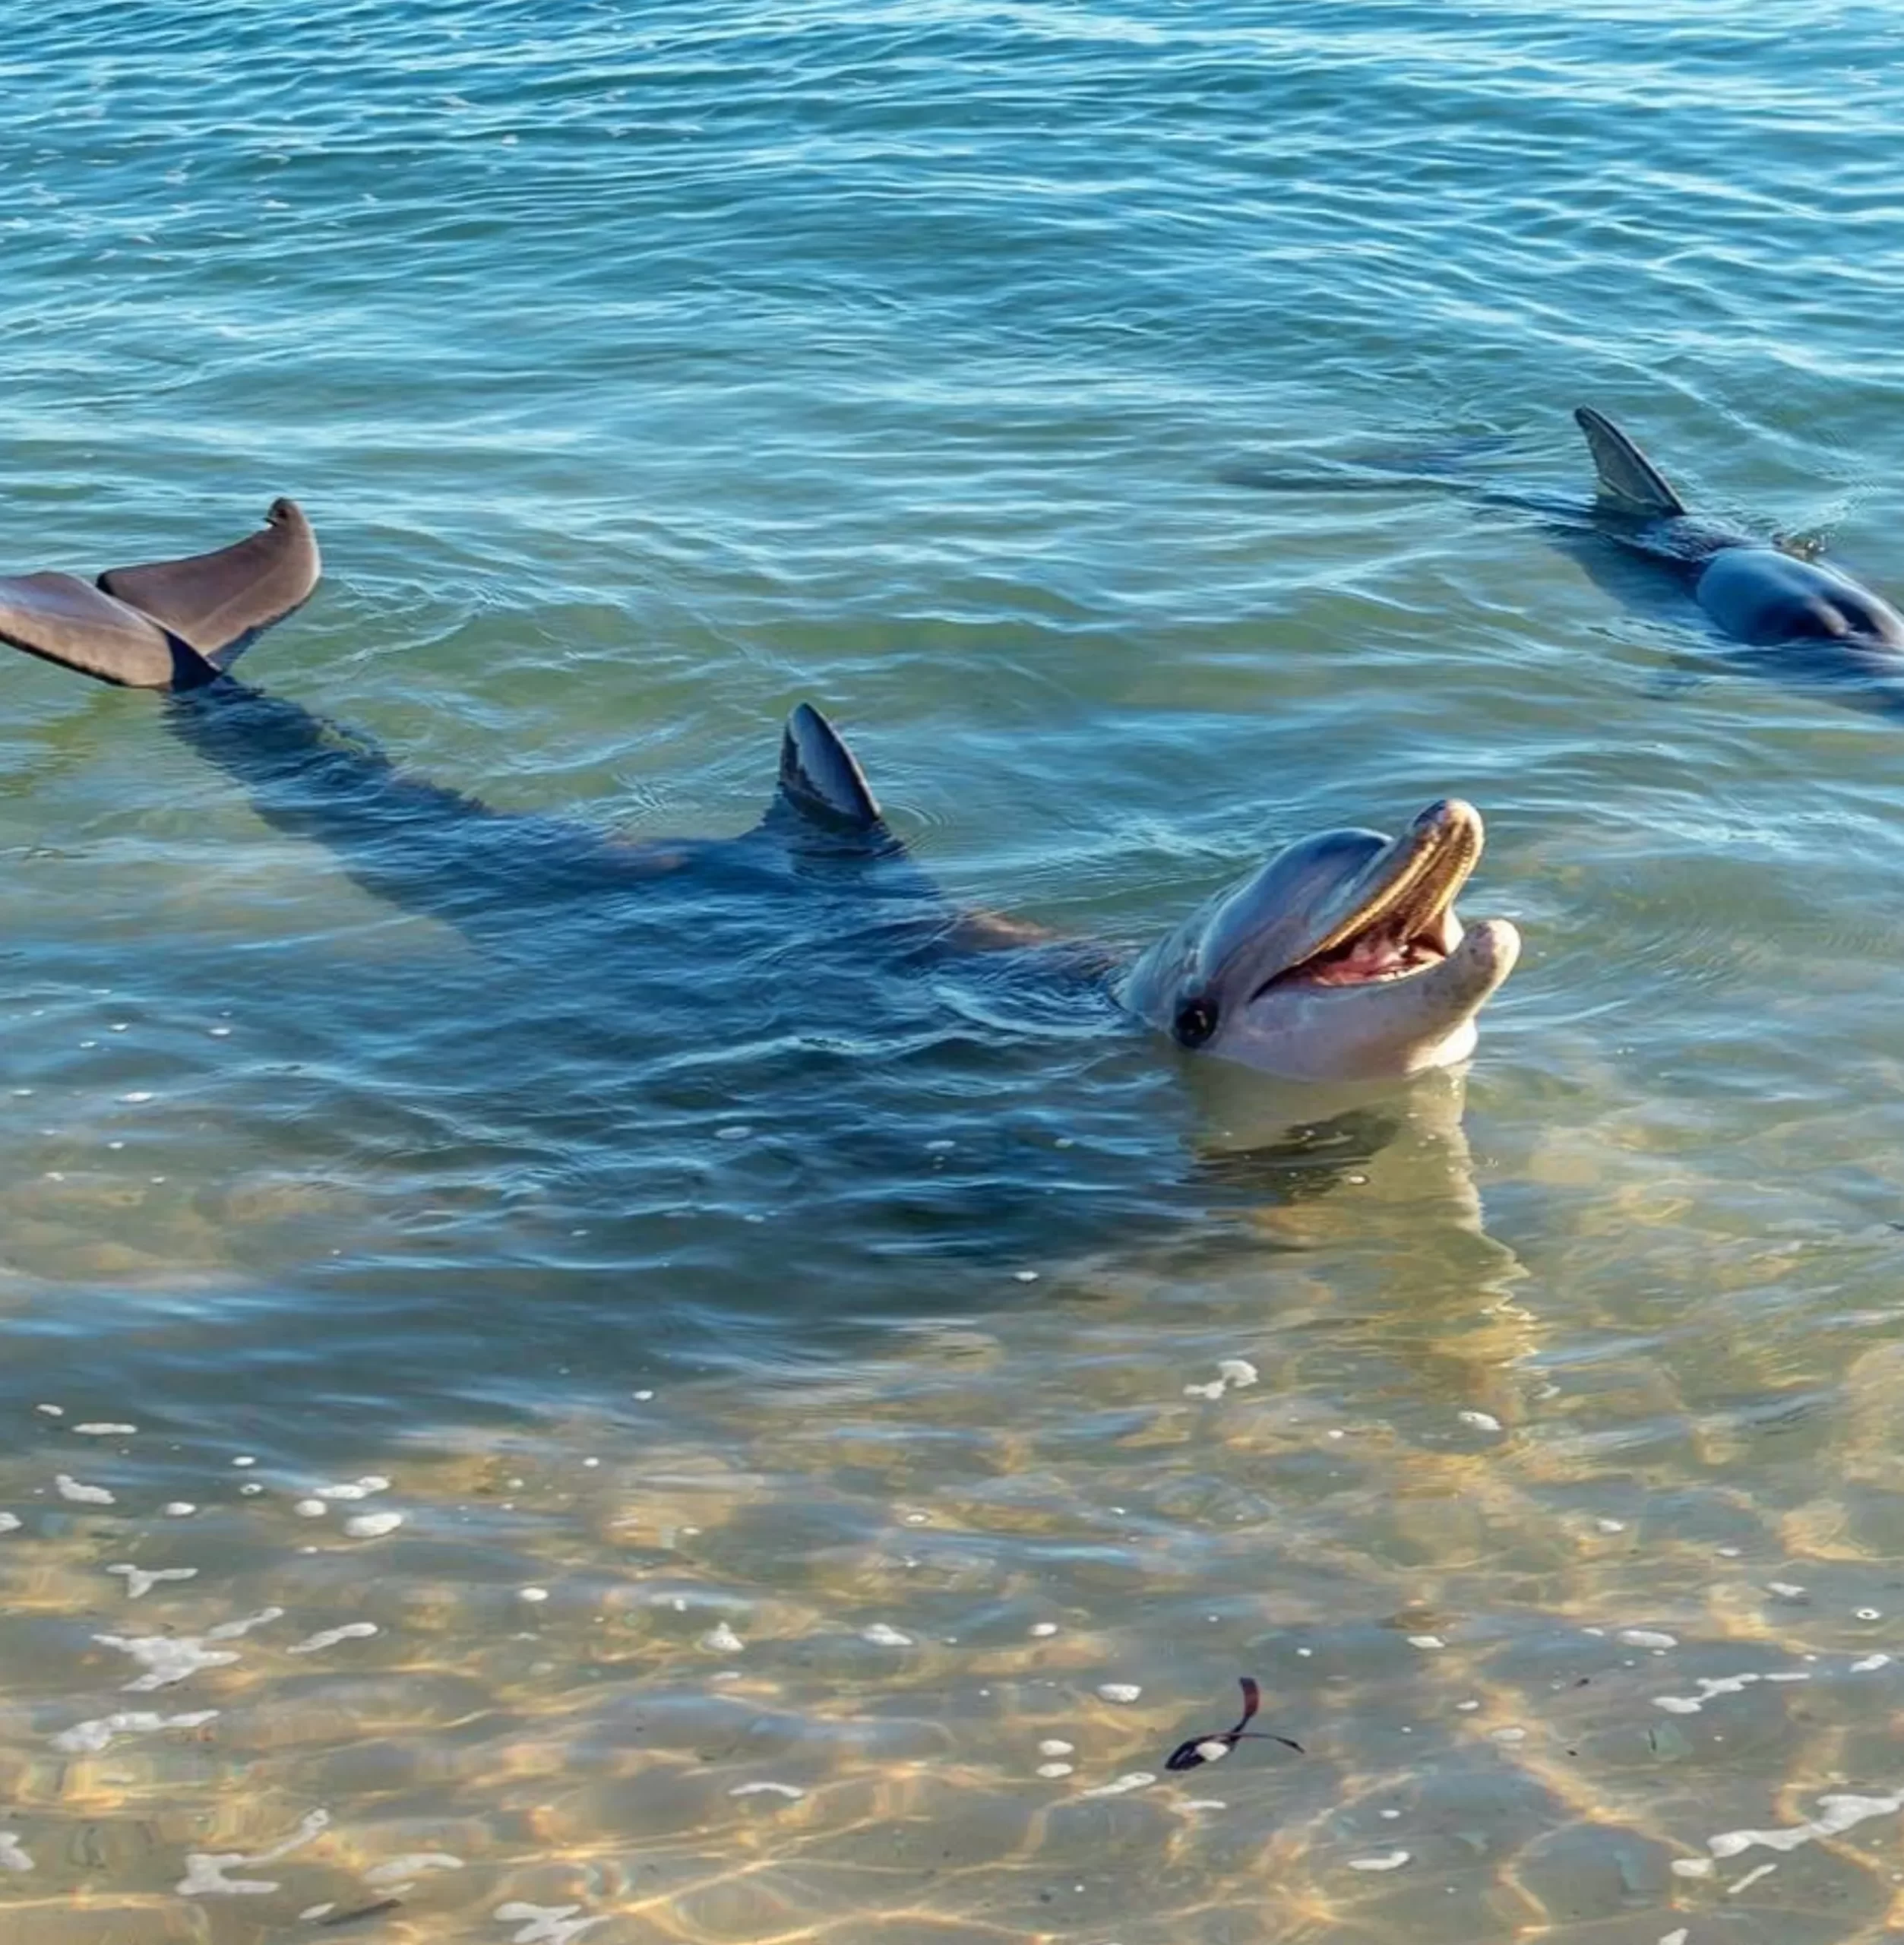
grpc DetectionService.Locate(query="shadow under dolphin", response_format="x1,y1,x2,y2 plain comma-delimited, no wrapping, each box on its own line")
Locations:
1226,406,1904,721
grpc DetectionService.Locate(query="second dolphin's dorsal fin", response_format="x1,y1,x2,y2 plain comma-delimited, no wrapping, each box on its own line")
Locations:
1574,406,1687,517
777,702,884,834
99,496,320,667
0,572,223,689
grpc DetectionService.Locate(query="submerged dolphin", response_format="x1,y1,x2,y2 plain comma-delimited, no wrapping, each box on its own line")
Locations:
1571,406,1904,655
0,505,1518,1084
1229,406,1904,711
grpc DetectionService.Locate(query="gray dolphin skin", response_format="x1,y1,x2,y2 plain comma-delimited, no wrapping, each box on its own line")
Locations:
0,505,1520,1085
1118,799,1520,1081
1573,406,1904,653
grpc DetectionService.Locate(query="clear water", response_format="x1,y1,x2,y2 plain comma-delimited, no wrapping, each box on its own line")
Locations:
2,2,1903,1939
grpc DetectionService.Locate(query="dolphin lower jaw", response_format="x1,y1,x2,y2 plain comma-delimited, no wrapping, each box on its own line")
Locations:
1225,917,1520,1080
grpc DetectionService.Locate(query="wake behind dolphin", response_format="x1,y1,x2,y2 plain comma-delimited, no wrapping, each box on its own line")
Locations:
0,504,1517,1086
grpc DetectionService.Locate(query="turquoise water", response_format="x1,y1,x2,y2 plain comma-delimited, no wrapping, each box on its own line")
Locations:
3,2,1904,1939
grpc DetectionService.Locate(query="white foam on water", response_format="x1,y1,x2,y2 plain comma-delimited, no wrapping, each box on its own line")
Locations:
1728,1861,1778,1896
1097,1683,1141,1703
293,1500,327,1518
495,1902,606,1943
365,1852,462,1886
1218,1358,1258,1388
1029,1621,1058,1637
519,1587,549,1604
176,1806,328,1896
1766,1582,1807,1599
0,1513,20,1534
0,1833,30,1871
1182,1380,1225,1400
106,1564,196,1599
96,1633,239,1690
1596,1518,1627,1532
1408,1635,1444,1649
73,1423,136,1436
1709,1789,1904,1859
52,1709,217,1754
861,1623,912,1646
286,1623,378,1656
55,1474,114,1504
1852,1652,1891,1672
96,1605,280,1691
699,1621,743,1654
1621,1629,1678,1649
299,1907,336,1923
1654,1671,1766,1715
163,1502,196,1517
729,1782,804,1800
1458,1410,1502,1432
1659,1931,1688,1945
1039,1738,1074,1756
1348,1850,1410,1871
342,1512,403,1539
1037,1762,1075,1778
34,1405,62,1416
1080,1772,1153,1798
1671,1858,1715,1878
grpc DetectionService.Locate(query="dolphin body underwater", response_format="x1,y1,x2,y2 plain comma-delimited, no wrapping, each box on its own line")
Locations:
1232,406,1904,712
0,503,1517,1087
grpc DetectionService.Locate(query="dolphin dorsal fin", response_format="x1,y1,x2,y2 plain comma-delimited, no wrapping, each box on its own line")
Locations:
99,497,320,668
1574,406,1687,517
777,702,884,833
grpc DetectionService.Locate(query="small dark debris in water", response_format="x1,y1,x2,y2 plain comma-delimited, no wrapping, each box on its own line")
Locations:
318,1900,402,1929
1164,1675,1302,1771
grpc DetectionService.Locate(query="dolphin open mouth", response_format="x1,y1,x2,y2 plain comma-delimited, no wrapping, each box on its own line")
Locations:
1257,799,1484,994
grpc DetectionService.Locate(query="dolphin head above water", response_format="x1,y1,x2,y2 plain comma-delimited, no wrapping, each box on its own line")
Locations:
1119,799,1520,1082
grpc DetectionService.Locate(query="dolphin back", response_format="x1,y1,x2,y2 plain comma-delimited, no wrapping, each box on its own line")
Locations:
1574,406,1687,517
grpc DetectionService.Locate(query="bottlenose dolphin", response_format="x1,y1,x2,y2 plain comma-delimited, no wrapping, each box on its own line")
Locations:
0,504,1518,1085
1570,406,1904,656
1228,406,1904,711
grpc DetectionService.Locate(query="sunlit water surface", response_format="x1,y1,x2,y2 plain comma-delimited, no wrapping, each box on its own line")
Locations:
3,2,1904,1940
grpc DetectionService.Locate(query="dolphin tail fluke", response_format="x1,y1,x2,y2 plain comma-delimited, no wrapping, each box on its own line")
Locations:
0,498,320,692
100,497,320,672
777,702,884,834
1573,406,1686,517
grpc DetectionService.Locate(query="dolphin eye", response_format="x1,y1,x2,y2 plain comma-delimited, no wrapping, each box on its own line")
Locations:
1172,995,1219,1048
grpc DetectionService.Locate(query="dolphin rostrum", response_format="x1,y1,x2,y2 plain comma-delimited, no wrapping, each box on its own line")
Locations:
0,504,1520,1085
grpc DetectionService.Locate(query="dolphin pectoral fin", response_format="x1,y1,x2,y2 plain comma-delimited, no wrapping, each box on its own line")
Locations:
98,498,321,668
1573,406,1687,517
0,571,221,688
776,702,884,835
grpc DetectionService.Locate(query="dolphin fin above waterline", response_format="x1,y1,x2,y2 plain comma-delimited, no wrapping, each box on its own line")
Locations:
776,701,884,834
0,497,320,689
1573,406,1687,518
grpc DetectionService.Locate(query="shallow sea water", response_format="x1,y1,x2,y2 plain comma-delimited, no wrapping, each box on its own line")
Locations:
3,1,1904,1940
